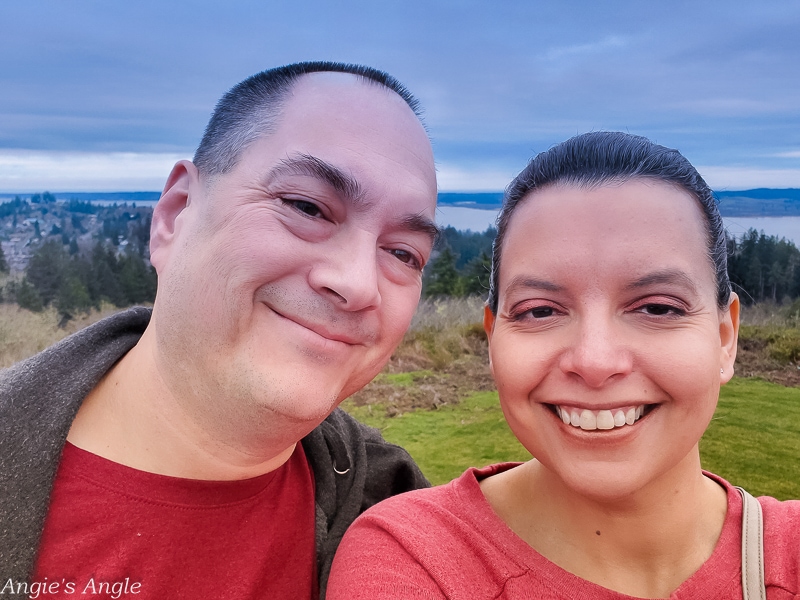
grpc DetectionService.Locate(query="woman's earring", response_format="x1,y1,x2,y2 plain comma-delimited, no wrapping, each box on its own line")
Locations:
720,368,724,374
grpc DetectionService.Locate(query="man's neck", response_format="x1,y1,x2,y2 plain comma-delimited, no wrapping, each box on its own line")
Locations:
67,325,300,480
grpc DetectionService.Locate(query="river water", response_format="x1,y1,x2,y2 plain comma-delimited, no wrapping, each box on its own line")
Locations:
436,206,800,245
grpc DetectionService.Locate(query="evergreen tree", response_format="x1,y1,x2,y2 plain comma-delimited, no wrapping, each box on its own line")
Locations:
15,278,44,312
424,247,464,297
0,243,8,274
56,273,92,317
89,243,125,306
462,251,492,297
26,240,67,305
119,253,157,304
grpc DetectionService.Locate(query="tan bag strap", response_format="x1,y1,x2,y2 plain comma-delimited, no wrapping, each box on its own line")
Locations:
736,486,766,600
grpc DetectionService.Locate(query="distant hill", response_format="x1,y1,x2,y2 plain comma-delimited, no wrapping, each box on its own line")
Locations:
714,189,800,216
52,191,162,202
1,188,799,217
437,192,503,208
437,189,800,216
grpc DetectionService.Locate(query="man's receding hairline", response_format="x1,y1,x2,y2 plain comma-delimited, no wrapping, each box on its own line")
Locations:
199,72,428,185
192,61,426,178
271,70,424,134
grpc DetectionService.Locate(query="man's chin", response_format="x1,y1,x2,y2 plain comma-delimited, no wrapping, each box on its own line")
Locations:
245,377,343,426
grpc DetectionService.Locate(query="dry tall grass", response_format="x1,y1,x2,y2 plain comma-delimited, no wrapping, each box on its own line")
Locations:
390,296,488,371
2,295,797,377
0,304,124,368
739,300,800,328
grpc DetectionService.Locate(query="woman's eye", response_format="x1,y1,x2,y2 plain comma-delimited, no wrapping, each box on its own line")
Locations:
529,306,554,318
510,304,559,321
284,199,322,218
639,303,682,316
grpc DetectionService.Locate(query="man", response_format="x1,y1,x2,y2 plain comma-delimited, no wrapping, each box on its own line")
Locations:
0,62,438,598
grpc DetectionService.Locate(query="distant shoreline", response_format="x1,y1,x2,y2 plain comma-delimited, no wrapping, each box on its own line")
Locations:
436,189,800,217
1,188,800,217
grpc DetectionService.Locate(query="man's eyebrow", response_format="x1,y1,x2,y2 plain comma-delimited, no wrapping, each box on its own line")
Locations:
266,153,364,203
267,152,439,244
504,276,564,294
398,213,441,247
624,269,699,295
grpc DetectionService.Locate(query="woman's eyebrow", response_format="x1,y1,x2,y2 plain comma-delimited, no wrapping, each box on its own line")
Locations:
265,153,365,204
624,270,699,295
504,276,565,294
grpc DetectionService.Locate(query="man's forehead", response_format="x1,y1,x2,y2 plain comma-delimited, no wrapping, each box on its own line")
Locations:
284,71,420,124
269,73,435,192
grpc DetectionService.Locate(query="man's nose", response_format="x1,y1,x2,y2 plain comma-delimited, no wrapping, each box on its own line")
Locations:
308,230,381,312
558,312,633,388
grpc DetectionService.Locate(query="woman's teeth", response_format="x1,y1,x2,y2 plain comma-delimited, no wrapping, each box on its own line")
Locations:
555,405,646,431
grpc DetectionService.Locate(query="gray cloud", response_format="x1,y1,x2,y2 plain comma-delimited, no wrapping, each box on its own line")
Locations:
1,0,799,190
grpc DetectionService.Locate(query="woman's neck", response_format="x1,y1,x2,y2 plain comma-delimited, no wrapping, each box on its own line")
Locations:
480,454,728,598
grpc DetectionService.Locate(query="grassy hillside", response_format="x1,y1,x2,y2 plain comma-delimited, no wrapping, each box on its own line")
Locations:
2,297,798,499
343,379,800,499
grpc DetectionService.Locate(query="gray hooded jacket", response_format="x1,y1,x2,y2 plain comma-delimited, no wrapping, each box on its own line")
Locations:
0,307,429,597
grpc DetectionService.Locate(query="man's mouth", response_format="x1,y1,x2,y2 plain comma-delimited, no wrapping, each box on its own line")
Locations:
550,404,656,431
270,308,364,346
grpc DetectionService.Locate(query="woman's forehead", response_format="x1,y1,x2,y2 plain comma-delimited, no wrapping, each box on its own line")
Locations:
509,178,706,237
500,179,715,289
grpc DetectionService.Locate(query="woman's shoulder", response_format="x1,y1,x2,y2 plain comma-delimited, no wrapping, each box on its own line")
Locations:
705,471,800,594
757,494,800,598
328,463,533,600
356,462,523,531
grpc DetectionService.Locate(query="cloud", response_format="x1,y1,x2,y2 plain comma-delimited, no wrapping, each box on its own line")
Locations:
436,162,519,192
0,150,187,192
696,165,800,189
771,150,800,158
542,35,628,61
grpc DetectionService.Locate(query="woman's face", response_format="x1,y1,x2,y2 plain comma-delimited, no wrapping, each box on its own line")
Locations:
484,179,739,501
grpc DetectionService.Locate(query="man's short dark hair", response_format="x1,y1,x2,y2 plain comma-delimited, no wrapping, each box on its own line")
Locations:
193,61,423,177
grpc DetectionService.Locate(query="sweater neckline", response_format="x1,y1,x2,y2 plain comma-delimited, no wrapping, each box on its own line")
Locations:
452,463,742,599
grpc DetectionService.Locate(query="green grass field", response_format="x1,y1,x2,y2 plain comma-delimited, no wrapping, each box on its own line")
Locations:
343,377,800,499
701,378,800,499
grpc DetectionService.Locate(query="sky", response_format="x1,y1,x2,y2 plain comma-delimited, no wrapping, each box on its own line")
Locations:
1,0,799,193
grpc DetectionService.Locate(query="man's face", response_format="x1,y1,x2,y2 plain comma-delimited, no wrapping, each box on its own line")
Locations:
151,73,437,433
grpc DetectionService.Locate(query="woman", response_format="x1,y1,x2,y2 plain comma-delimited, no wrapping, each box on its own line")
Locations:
326,132,800,599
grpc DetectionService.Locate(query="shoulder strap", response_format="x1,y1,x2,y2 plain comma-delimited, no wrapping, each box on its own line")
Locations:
736,486,766,600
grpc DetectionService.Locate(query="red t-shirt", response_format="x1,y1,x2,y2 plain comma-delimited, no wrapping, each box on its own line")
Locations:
328,463,800,599
32,442,317,599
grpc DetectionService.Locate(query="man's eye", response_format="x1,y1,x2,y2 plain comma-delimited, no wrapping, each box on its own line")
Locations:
388,249,421,269
283,199,322,218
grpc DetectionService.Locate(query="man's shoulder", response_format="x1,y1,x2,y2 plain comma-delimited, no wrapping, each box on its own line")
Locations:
303,408,430,500
300,408,430,544
0,306,151,391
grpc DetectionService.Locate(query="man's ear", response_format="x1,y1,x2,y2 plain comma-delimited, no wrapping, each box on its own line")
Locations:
720,292,740,384
150,160,199,273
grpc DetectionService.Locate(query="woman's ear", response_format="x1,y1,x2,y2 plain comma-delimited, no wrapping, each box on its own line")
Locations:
483,305,495,339
484,305,495,374
150,160,199,273
720,292,740,384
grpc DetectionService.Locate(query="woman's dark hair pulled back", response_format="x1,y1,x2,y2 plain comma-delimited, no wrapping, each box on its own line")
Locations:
487,131,731,314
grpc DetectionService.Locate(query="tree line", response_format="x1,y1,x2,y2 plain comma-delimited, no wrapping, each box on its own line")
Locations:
1,219,797,318
423,226,800,305
1,240,156,321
